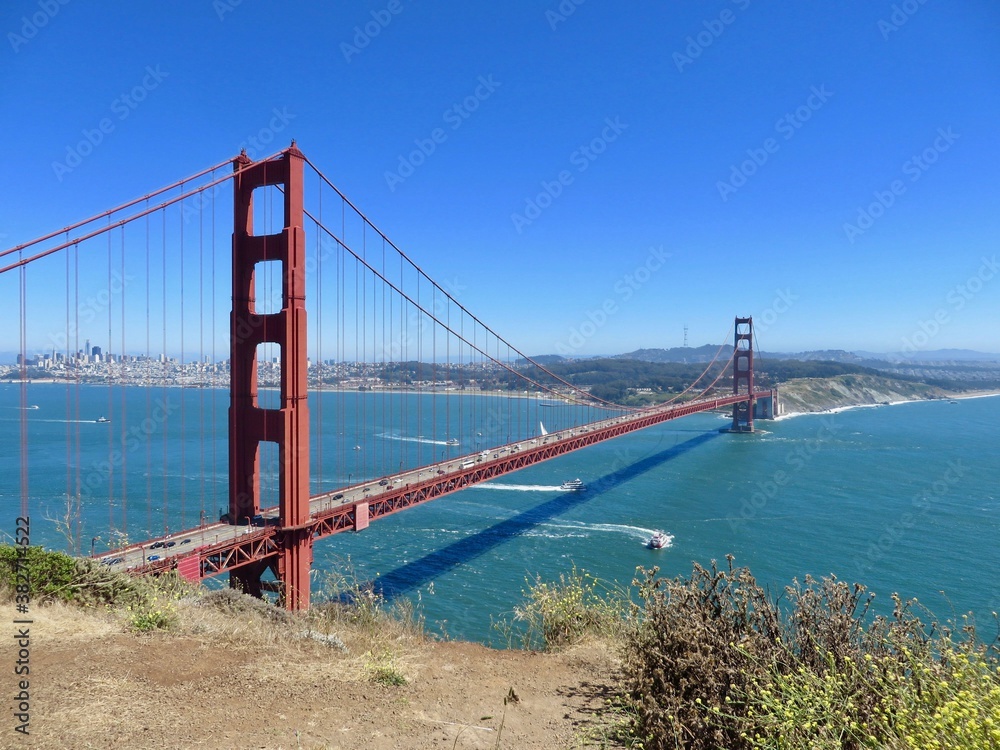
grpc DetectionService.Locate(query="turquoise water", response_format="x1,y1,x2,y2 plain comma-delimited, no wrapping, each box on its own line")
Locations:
2,384,998,644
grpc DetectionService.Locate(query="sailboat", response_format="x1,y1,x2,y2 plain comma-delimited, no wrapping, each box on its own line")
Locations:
540,422,549,436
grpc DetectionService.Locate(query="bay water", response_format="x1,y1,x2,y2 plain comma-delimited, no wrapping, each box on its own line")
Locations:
2,383,997,645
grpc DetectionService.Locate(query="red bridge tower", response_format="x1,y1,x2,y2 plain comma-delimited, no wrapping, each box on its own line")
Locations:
730,316,755,432
228,146,312,609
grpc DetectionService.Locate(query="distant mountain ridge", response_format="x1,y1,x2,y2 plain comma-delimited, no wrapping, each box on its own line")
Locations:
526,347,999,365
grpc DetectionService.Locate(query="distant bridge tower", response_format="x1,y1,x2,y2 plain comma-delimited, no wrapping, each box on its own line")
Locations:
730,317,755,432
228,145,312,610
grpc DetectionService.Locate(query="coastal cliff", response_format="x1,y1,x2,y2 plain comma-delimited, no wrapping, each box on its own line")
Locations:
775,373,950,415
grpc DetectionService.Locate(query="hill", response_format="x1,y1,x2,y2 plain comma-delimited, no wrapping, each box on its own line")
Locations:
775,373,952,414
3,591,616,749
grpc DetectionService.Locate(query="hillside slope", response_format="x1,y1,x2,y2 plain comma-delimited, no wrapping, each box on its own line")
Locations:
2,597,618,750
776,374,949,414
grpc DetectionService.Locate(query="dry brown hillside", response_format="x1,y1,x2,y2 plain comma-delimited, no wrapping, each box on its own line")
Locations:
2,593,622,750
775,373,951,414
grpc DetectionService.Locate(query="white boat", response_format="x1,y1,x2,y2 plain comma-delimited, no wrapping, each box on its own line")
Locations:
647,531,670,549
540,421,549,436
445,438,459,446
352,445,362,451
559,478,585,491
96,416,111,424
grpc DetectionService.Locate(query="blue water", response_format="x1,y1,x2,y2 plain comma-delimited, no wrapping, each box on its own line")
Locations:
2,384,998,645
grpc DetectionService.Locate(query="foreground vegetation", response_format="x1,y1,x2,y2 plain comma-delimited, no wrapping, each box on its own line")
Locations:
499,558,1000,749
4,546,998,748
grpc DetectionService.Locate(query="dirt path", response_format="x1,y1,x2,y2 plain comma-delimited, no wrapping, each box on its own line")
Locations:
3,600,621,749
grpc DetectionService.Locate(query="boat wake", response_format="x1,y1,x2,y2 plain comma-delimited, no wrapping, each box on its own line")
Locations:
28,419,108,424
532,521,674,546
474,483,564,492
377,432,451,446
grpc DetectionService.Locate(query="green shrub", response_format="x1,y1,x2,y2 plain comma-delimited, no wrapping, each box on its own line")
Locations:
311,556,425,643
0,544,80,602
498,565,633,651
126,594,178,632
890,635,1000,749
616,558,1000,750
0,544,188,632
620,560,784,749
364,649,407,686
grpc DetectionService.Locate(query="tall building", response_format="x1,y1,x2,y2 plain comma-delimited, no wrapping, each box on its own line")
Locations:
91,345,101,357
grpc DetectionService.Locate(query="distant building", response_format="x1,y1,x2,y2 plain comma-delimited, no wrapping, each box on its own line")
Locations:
92,346,101,357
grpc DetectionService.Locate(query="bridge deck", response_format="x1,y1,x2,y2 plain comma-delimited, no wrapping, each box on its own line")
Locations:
98,390,774,579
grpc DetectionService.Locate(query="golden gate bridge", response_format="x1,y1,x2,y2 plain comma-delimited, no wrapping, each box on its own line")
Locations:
1,144,776,609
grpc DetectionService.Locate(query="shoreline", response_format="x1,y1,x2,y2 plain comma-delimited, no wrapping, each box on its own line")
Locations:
11,379,1000,418
4,379,586,404
773,388,1000,421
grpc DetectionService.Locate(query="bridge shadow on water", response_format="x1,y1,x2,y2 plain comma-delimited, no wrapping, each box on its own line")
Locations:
369,430,721,601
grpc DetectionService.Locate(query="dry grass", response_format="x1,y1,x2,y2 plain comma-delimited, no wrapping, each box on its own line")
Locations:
2,581,616,749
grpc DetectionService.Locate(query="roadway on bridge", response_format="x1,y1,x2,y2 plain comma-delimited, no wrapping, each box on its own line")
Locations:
98,395,758,574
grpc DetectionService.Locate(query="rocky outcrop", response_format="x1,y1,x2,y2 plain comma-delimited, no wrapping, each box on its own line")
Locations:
776,374,950,415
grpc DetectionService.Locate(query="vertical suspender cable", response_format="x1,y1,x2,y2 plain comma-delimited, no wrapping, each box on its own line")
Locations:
211,174,217,524
73,245,81,554
120,226,127,540
107,221,114,533
179,187,186,528
64,242,71,539
316,175,323,492
199,191,205,527
146,205,152,536
18,259,28,521
161,210,168,534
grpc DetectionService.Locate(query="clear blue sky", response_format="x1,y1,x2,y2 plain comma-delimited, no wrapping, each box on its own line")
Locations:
2,0,998,357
